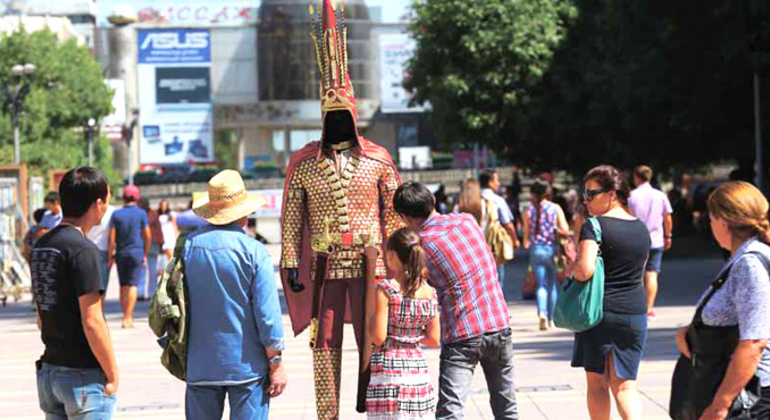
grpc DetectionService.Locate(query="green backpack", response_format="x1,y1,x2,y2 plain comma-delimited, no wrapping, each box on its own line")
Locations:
553,217,604,332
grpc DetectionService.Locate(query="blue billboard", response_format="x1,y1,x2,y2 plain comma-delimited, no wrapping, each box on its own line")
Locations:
138,29,211,64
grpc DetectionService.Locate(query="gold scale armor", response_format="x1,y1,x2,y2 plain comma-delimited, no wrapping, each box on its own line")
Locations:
281,151,401,280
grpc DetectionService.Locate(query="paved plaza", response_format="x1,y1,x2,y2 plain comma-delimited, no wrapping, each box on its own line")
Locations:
0,243,725,419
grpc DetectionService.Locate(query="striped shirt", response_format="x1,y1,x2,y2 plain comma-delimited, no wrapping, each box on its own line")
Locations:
420,212,510,344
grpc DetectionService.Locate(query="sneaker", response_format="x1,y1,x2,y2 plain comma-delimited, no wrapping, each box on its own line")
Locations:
539,317,548,331
549,320,556,329
647,311,657,320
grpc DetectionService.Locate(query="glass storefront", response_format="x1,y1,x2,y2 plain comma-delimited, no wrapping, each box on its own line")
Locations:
258,0,373,101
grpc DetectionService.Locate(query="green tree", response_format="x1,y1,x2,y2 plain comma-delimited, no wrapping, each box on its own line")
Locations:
0,29,116,188
406,0,577,151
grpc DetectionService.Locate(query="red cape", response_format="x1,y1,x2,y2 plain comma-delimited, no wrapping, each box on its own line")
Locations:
280,137,399,336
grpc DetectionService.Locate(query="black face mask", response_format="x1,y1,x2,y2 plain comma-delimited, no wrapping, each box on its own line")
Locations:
323,110,357,145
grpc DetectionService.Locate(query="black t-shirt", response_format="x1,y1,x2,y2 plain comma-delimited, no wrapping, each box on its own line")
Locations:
31,225,103,369
580,217,650,314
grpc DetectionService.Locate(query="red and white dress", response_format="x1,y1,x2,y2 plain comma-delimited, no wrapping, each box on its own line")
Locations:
366,279,438,419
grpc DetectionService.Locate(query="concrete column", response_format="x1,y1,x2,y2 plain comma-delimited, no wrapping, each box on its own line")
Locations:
107,25,138,181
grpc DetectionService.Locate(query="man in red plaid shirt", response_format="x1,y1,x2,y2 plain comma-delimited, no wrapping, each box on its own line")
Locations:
394,182,519,419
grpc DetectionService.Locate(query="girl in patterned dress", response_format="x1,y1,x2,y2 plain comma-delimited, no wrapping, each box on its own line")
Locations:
367,228,440,419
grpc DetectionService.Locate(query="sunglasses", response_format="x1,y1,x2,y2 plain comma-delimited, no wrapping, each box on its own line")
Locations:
583,188,609,201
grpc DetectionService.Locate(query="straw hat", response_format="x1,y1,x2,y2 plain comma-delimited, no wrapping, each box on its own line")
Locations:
193,170,266,225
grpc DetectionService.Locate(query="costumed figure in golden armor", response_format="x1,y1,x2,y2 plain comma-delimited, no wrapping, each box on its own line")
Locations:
279,1,402,418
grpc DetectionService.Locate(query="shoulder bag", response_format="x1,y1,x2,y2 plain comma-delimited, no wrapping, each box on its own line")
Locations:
553,217,604,332
669,251,769,419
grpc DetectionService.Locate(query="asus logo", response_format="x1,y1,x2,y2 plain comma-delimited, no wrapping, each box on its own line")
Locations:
141,32,209,50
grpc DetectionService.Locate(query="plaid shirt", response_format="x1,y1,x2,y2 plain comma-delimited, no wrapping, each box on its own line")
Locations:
420,212,509,344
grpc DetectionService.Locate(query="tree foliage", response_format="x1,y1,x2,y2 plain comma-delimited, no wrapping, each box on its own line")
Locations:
407,0,770,174
406,0,577,150
0,30,116,188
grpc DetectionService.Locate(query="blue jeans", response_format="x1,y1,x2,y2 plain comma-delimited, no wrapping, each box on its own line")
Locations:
530,244,557,320
497,264,506,296
437,329,519,419
98,251,109,293
145,244,161,299
36,363,116,420
186,379,269,420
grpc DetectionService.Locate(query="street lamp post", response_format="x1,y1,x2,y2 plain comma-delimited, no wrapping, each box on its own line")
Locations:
1,63,36,165
87,118,96,166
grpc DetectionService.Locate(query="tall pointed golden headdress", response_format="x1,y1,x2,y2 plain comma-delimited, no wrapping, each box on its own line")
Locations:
310,0,358,125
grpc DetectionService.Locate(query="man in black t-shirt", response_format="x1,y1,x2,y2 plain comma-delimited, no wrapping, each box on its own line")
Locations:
31,167,119,419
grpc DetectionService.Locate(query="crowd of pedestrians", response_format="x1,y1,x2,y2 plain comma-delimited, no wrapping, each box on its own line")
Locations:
26,163,770,420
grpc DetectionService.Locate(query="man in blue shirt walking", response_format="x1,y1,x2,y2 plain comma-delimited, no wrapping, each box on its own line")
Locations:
108,185,150,328
185,170,286,419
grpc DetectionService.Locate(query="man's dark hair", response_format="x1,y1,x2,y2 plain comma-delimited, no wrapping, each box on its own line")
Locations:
479,170,497,189
393,181,434,219
44,192,60,204
59,167,109,218
33,208,47,224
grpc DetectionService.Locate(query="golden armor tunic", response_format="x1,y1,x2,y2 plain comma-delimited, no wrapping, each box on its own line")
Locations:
281,147,401,280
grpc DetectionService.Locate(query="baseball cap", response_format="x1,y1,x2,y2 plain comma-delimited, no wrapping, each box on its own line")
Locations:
123,184,140,200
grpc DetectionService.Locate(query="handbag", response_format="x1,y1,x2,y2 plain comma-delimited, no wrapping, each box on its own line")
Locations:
553,217,604,332
669,251,769,419
485,199,514,265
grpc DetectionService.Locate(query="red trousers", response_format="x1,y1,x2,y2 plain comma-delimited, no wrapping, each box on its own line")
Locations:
314,277,366,349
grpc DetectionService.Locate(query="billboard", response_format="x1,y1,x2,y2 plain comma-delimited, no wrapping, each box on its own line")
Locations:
378,33,424,114
138,29,214,164
98,1,260,28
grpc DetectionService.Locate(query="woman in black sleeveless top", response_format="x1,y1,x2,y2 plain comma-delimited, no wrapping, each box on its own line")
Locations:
571,165,650,420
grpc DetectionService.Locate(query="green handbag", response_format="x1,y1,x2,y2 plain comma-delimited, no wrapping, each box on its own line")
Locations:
553,217,604,332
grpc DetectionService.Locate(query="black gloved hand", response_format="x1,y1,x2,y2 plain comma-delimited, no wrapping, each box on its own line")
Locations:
287,269,305,293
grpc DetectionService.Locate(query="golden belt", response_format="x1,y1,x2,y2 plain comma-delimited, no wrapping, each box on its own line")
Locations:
310,219,381,254
310,232,379,254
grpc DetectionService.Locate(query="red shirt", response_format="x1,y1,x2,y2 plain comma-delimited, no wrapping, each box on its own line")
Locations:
420,212,509,344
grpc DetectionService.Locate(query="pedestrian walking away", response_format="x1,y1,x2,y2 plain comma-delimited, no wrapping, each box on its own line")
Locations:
672,181,770,419
107,185,150,328
86,203,115,294
628,165,673,320
569,165,650,420
394,181,518,420
523,179,570,331
31,167,119,419
184,170,286,420
138,197,163,300
366,228,440,419
479,169,519,292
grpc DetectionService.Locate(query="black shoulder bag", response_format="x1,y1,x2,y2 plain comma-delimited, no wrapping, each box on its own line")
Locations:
669,251,769,419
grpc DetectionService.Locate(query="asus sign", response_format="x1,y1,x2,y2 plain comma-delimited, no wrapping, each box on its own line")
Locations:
138,29,211,64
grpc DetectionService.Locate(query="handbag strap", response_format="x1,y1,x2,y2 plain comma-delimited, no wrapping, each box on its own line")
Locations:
587,217,602,248
693,250,770,325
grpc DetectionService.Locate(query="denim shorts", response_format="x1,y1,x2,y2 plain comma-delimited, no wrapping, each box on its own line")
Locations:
571,312,648,380
116,252,144,287
36,362,116,419
645,247,665,273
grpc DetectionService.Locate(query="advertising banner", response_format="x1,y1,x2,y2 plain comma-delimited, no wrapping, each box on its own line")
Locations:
138,29,215,164
98,1,260,28
378,33,424,114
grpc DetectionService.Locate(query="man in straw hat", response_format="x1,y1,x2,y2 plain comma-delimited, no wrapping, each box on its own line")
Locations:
183,170,286,419
279,1,403,418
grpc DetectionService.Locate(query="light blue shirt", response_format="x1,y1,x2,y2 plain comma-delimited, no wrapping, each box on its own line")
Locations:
699,238,770,386
184,223,284,385
39,210,62,230
481,188,514,225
